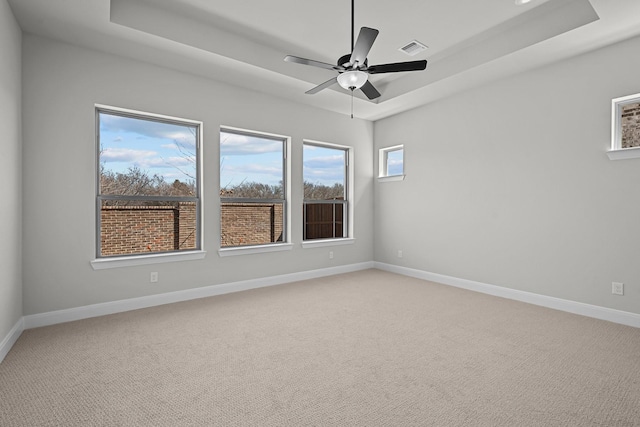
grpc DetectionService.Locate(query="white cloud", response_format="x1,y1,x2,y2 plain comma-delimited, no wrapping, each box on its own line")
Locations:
140,156,195,170
225,163,282,177
101,147,157,163
220,132,282,156
99,113,196,144
304,155,344,169
101,148,196,181
303,155,345,185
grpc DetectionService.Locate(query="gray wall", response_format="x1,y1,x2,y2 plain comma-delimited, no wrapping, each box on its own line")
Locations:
22,35,374,316
374,34,640,315
17,22,640,319
0,0,23,338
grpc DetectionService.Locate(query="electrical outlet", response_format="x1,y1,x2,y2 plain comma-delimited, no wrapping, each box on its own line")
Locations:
397,250,403,258
612,282,624,295
150,272,158,283
329,251,334,259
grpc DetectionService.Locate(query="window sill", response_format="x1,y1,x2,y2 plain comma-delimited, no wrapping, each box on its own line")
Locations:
301,238,355,249
607,147,640,160
378,175,405,182
91,250,206,270
218,243,293,257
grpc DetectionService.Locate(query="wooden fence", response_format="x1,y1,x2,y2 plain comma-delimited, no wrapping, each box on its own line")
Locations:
303,201,344,240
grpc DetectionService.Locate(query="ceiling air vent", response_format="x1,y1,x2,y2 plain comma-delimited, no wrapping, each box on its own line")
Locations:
399,40,428,56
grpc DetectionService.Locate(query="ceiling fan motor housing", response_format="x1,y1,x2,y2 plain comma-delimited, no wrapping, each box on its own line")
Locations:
338,54,367,70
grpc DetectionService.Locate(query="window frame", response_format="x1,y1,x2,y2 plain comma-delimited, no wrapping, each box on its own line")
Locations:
608,93,640,160
91,105,205,269
378,144,405,181
301,139,354,247
218,126,292,256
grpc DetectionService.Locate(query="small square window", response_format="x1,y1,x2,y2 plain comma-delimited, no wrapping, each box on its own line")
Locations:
609,93,640,160
620,102,640,149
379,145,404,178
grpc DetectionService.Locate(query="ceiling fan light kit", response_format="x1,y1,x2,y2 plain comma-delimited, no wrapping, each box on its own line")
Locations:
284,0,427,108
337,70,368,90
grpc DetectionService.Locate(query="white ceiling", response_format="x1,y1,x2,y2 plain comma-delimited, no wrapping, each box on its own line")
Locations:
8,0,640,120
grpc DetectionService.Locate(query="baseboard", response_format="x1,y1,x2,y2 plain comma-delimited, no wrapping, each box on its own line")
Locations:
0,318,24,364
375,262,640,328
18,259,638,340
23,261,375,329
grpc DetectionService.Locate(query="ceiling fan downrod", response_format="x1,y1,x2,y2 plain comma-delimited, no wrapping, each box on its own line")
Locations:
351,0,355,53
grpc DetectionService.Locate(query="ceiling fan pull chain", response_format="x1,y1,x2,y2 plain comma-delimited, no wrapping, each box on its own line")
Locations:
351,89,354,119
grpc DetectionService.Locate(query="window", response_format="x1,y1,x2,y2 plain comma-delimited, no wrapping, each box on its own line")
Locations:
220,128,288,248
608,93,640,160
303,141,349,241
96,106,202,259
379,145,405,180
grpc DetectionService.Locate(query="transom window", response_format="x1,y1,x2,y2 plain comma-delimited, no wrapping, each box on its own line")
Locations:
96,106,202,258
303,142,349,241
220,128,288,248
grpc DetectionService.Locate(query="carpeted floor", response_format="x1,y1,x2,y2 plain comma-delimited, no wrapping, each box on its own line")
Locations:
1,269,639,426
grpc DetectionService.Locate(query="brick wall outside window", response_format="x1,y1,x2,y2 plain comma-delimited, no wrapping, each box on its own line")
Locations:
101,202,285,255
220,203,283,247
621,102,640,148
100,202,196,256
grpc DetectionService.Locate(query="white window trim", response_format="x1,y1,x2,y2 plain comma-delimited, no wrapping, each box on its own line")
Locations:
378,175,405,182
608,93,640,160
303,139,354,242
93,104,204,265
378,144,405,178
219,126,292,252
218,243,293,257
91,250,206,270
301,238,355,249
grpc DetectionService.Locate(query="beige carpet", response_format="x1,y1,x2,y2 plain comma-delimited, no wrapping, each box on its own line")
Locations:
1,269,639,426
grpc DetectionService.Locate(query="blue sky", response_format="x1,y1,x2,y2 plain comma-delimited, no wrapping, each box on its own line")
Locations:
99,112,197,183
220,131,283,188
302,144,345,187
99,114,346,189
221,132,346,189
387,149,404,176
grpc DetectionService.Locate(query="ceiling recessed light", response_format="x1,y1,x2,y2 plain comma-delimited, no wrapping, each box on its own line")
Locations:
515,0,533,5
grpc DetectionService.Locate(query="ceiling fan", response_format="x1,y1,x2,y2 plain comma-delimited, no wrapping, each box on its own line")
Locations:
284,0,427,101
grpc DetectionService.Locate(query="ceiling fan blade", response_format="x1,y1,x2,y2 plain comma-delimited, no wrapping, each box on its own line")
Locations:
349,27,379,67
360,80,381,100
285,55,343,71
367,60,427,74
306,77,338,95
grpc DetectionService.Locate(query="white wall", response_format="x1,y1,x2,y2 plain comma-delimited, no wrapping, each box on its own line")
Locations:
374,35,640,315
0,0,23,340
21,35,374,316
